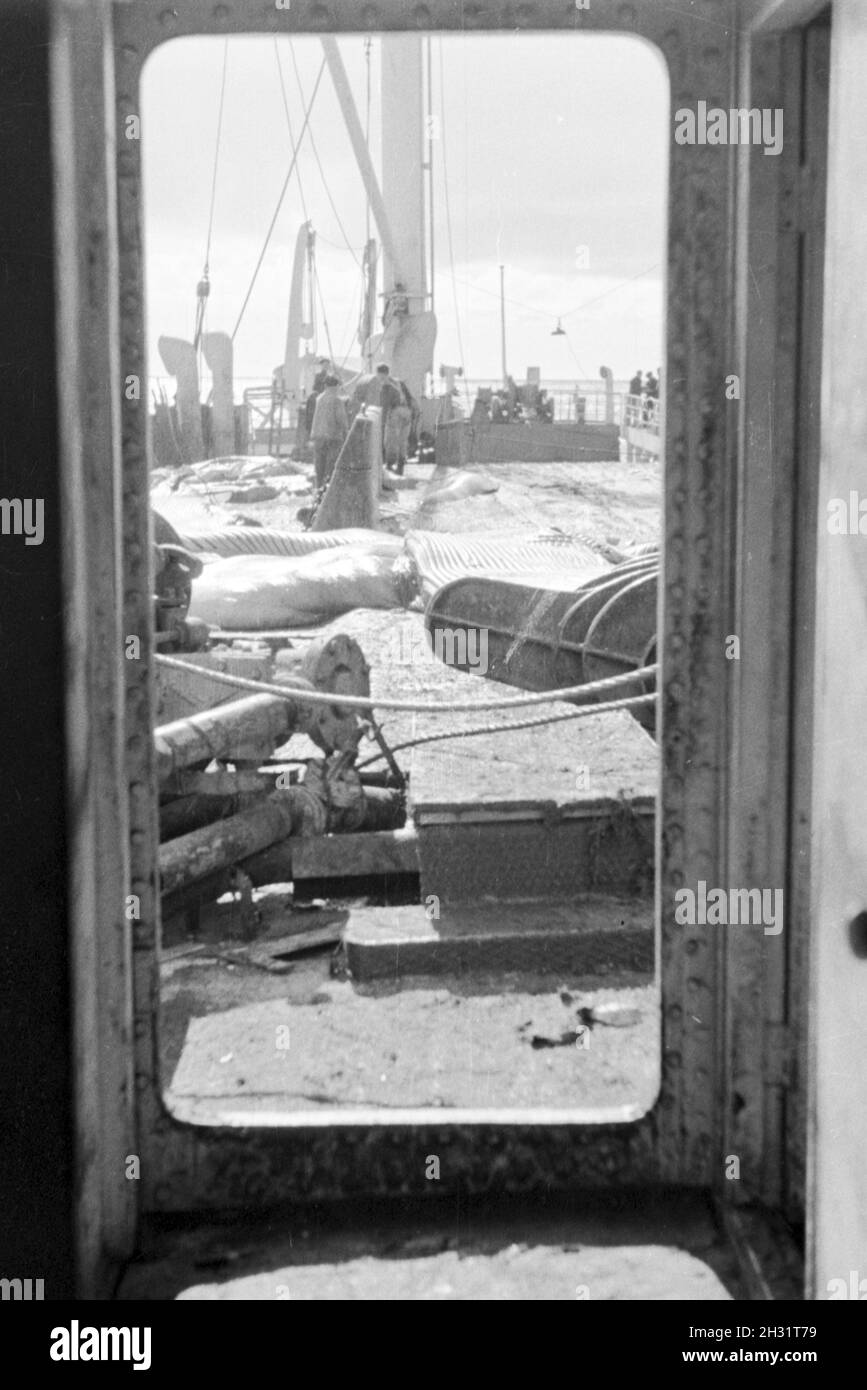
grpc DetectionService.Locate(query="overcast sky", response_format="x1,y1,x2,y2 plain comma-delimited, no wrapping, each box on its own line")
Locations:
142,32,667,392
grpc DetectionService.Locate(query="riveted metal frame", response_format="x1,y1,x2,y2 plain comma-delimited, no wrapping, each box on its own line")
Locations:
106,0,744,1212
723,7,832,1231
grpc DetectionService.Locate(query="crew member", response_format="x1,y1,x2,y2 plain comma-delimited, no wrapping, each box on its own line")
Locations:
309,374,348,490
313,357,331,392
384,377,417,475
349,364,402,483
305,357,332,436
382,282,410,329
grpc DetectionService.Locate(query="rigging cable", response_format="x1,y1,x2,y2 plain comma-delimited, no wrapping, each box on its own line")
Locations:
274,38,318,355
335,280,365,367
562,331,591,381
288,40,364,273
312,264,336,363
438,37,470,405
316,231,367,255
290,37,371,364
559,260,662,321
355,693,657,770
426,34,435,314
448,259,662,328
230,57,327,342
364,37,372,250
155,652,658,714
273,38,310,224
194,37,230,354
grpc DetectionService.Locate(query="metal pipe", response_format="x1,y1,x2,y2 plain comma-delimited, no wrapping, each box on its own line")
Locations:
159,792,258,842
154,693,304,785
158,790,312,897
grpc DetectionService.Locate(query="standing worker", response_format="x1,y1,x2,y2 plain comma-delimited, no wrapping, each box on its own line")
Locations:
309,374,348,490
385,377,417,475
304,357,332,437
354,362,401,441
352,361,399,413
349,363,402,487
375,365,404,466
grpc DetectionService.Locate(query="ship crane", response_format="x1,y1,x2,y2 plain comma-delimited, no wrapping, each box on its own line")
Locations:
157,34,439,464
320,34,437,400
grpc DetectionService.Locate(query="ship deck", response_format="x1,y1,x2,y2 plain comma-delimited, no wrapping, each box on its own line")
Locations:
155,455,663,1118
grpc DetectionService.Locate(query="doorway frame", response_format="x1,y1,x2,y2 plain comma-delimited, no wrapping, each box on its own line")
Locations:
50,0,845,1294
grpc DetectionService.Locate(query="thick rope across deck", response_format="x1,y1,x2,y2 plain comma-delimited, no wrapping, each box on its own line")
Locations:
355,692,658,770
156,651,658,714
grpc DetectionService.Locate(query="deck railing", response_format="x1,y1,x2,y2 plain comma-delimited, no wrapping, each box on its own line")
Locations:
242,385,295,455
149,375,644,448
460,381,624,424
622,393,661,432
621,394,661,460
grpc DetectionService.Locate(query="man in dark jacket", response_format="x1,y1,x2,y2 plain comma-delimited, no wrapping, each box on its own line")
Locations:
304,357,333,436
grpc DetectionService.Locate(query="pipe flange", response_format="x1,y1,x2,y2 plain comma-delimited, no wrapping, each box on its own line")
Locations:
299,634,371,754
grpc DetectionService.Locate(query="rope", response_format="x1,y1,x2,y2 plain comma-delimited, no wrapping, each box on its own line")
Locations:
356,692,658,770
231,57,326,342
155,651,658,713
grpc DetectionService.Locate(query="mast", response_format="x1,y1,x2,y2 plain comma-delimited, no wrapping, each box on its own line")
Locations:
380,35,426,315
425,34,435,316
377,34,437,397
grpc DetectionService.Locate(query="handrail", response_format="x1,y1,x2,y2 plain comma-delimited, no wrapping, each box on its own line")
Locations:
622,392,660,434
